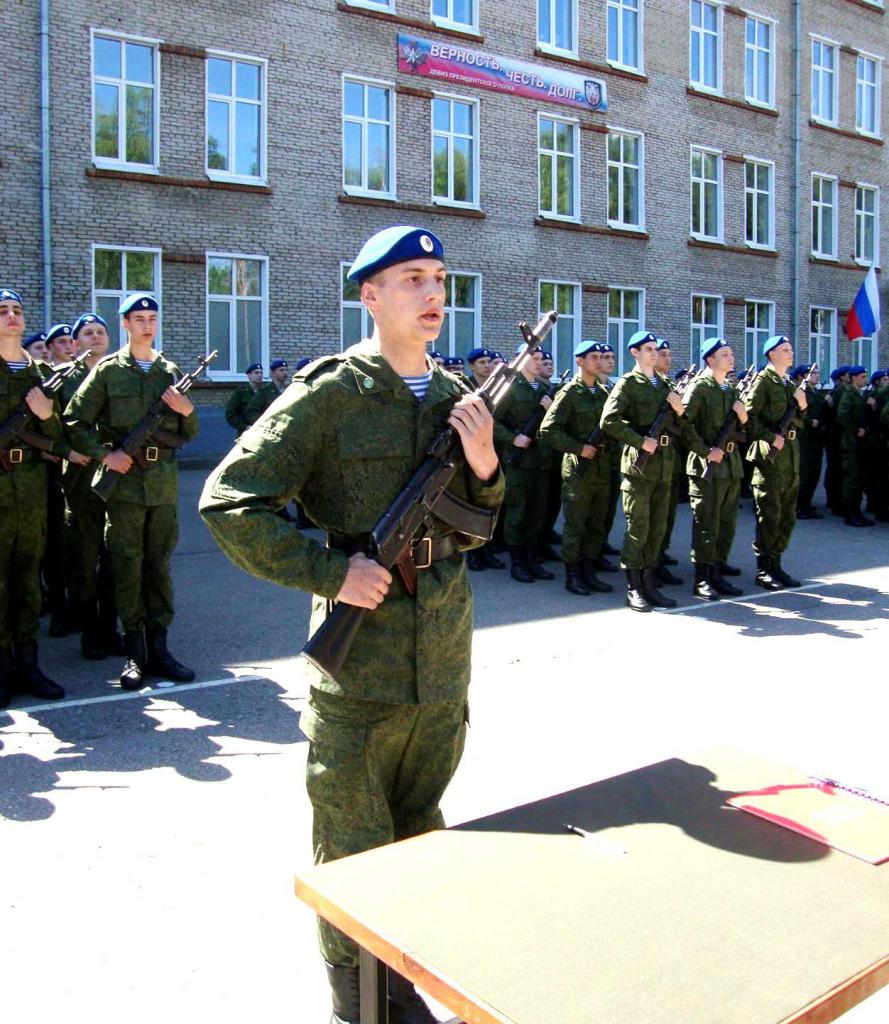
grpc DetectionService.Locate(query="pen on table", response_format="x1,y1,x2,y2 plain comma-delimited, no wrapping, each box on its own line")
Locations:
563,823,628,855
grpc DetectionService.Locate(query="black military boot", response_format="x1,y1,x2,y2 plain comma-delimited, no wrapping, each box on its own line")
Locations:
325,962,361,1024
772,558,801,588
655,559,683,586
593,555,618,573
0,647,14,709
693,564,720,601
466,549,486,572
661,550,678,566
642,569,677,609
14,640,65,700
80,610,108,661
526,547,555,580
711,564,743,597
480,543,505,569
388,970,438,1024
718,561,741,576
580,559,613,593
625,569,651,613
120,630,148,690
509,546,535,583
754,555,782,591
146,627,195,682
48,604,69,639
98,595,125,656
565,563,591,596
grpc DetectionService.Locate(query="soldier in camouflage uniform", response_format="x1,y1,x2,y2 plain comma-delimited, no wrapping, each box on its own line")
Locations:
225,361,264,436
65,293,198,690
653,339,684,586
794,364,827,519
743,335,807,590
868,370,889,521
245,358,289,426
836,365,874,527
199,226,503,1024
0,288,66,707
539,339,613,596
823,366,850,516
597,343,622,567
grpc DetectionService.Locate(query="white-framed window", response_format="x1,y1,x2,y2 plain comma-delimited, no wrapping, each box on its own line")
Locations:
432,94,479,208
607,287,644,373
343,0,394,10
206,253,268,379
607,0,642,72
856,55,881,136
690,1,722,93
809,306,837,380
851,336,878,374
538,0,578,58
744,299,774,367
206,53,267,184
811,38,838,125
745,16,775,107
690,146,722,241
91,31,160,170
811,174,838,259
691,293,723,366
342,75,396,198
341,262,375,351
91,245,162,350
855,185,880,266
539,281,580,371
607,130,644,229
744,159,775,249
442,273,482,358
432,0,478,32
538,114,579,221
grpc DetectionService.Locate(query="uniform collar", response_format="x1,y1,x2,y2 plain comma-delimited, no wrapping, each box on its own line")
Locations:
119,343,169,373
344,340,462,402
630,366,660,385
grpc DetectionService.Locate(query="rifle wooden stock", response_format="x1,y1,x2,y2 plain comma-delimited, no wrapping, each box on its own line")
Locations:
765,363,818,463
631,367,696,472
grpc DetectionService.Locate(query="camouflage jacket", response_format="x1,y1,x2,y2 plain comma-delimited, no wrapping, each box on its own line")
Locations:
681,372,744,481
64,345,199,506
493,374,554,470
600,367,683,483
244,381,286,426
199,340,505,705
538,375,611,483
836,387,866,450
225,382,260,435
744,365,801,474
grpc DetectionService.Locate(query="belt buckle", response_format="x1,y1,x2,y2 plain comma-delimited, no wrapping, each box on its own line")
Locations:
726,441,735,453
413,537,433,570
9,448,24,464
787,429,796,441
659,434,669,447
145,446,159,462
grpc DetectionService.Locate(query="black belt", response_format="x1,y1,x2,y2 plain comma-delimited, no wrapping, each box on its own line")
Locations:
0,446,44,470
328,532,459,567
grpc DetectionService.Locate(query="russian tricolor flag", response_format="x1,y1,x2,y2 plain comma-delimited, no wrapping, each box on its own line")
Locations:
846,266,881,340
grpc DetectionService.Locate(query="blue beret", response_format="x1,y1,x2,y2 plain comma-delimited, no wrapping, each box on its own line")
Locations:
245,362,262,374
627,330,657,351
700,336,729,361
444,355,464,367
599,343,614,354
655,338,670,351
466,347,493,362
429,351,445,361
849,364,867,376
790,364,811,379
270,359,288,371
574,339,600,358
491,351,504,360
72,313,107,338
23,331,47,349
830,366,849,381
763,335,789,356
120,292,159,315
46,323,73,345
0,288,23,306
295,357,313,371
540,351,553,361
347,226,445,284
870,370,887,385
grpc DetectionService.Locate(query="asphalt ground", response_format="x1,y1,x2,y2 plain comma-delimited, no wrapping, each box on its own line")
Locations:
2,466,888,1024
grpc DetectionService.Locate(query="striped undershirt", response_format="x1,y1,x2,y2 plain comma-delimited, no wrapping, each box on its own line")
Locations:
401,370,433,402
5,361,29,373
134,358,154,373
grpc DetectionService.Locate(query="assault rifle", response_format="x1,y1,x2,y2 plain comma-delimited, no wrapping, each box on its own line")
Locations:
92,350,218,501
631,365,697,472
301,310,558,681
0,351,91,465
700,363,755,481
765,362,818,463
505,367,571,467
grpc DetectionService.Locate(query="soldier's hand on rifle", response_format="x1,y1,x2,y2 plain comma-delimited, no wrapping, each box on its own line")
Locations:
641,437,658,455
539,395,553,410
666,391,684,416
772,434,785,451
67,451,91,466
104,450,133,474
580,444,597,460
732,401,748,424
162,387,194,417
707,447,724,464
867,397,877,410
336,552,392,610
25,387,54,420
513,433,532,450
449,393,498,481
793,387,807,411
857,428,866,438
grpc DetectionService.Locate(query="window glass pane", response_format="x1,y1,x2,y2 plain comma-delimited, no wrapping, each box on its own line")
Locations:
344,121,362,186
608,165,619,221
557,285,574,315
623,167,638,222
556,121,574,153
539,118,554,150
126,251,155,291
342,265,360,303
453,274,474,308
95,249,122,290
367,87,389,121
207,100,230,170
236,259,261,297
95,84,119,158
125,85,153,163
343,306,363,347
208,258,233,295
622,9,637,65
538,0,549,44
367,123,389,191
452,102,470,136
557,154,574,214
236,299,262,371
235,102,260,177
209,302,232,372
96,295,122,348
344,81,364,117
433,0,448,17
455,310,475,354
433,98,449,132
453,0,472,24
236,62,260,101
125,43,154,84
433,137,449,197
540,282,555,310
208,57,232,96
453,137,471,202
607,7,618,61
94,37,121,78
555,0,572,50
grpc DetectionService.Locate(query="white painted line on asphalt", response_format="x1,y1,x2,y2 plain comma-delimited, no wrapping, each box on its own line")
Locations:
0,674,264,718
664,580,832,615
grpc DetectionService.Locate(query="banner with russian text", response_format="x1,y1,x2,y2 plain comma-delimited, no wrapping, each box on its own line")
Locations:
397,35,607,113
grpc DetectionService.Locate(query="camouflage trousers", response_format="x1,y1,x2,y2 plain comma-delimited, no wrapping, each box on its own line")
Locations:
0,489,47,647
104,499,177,632
797,440,824,510
688,475,741,565
43,463,69,617
603,452,621,541
841,443,863,508
302,688,467,967
503,464,549,547
65,466,113,610
619,477,671,570
560,456,610,563
751,470,799,558
659,460,683,556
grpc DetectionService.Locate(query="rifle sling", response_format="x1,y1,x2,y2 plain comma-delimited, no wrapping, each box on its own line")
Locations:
328,532,460,597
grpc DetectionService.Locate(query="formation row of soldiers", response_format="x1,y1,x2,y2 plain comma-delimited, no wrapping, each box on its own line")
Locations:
0,288,197,709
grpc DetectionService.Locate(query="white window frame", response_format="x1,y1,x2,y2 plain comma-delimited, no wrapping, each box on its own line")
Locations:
342,74,397,200
537,113,580,223
537,0,579,60
855,183,880,267
431,0,479,33
691,292,724,367
744,157,775,250
342,0,394,11
690,145,723,242
607,0,644,73
91,244,163,351
809,306,837,380
538,279,581,371
607,128,645,230
205,50,268,186
441,271,483,357
743,298,775,368
851,336,879,374
431,92,480,210
689,0,723,95
340,261,375,352
607,286,645,374
811,173,838,260
811,36,839,126
855,53,882,137
744,14,776,108
91,29,161,172
205,251,269,381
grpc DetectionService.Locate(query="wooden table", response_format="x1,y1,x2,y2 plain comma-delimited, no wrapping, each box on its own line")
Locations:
294,749,889,1024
